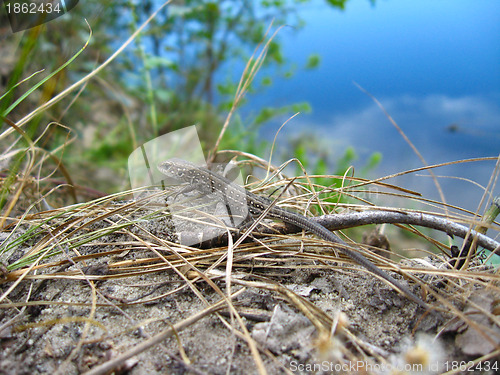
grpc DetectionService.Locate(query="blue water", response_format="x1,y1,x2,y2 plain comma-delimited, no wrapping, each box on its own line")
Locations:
246,0,500,211
82,0,500,211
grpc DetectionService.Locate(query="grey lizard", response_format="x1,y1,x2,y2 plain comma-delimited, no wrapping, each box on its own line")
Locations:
158,158,432,311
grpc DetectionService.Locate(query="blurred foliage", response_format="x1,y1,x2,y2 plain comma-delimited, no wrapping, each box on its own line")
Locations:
288,131,382,208
1,0,377,199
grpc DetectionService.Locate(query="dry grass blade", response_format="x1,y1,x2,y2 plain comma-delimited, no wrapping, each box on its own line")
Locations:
354,82,450,214
210,23,285,161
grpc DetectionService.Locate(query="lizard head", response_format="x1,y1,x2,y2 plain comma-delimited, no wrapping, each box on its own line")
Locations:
157,158,198,180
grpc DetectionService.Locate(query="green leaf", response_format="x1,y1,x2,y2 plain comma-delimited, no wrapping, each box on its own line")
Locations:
155,88,173,102
335,146,357,175
361,152,382,174
291,102,312,113
254,107,276,125
296,144,307,167
314,158,328,175
143,55,176,70
325,0,348,10
305,54,321,69
367,152,382,169
268,41,284,64
261,76,272,86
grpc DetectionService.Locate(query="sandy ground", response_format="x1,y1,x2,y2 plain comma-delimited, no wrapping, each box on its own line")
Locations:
1,204,499,375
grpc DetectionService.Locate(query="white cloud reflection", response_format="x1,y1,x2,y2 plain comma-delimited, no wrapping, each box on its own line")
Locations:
290,94,500,210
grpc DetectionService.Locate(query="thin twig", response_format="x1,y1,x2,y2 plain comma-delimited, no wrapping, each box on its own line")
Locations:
268,209,500,254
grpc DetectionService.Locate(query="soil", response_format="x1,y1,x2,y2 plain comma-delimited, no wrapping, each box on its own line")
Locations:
0,204,499,375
